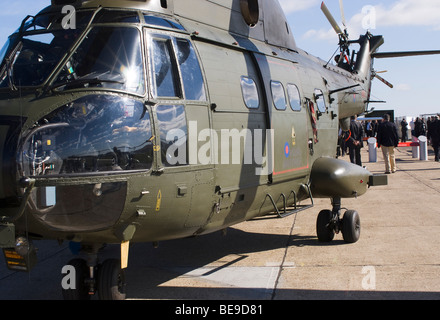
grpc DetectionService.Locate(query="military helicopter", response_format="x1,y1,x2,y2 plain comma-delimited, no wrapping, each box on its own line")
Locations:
0,0,439,300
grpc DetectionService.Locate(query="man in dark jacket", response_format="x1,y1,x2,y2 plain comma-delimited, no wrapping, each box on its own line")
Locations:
400,118,408,142
427,114,440,162
377,114,399,174
345,115,364,166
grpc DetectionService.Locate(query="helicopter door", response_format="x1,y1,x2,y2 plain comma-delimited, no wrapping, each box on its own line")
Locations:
252,53,310,183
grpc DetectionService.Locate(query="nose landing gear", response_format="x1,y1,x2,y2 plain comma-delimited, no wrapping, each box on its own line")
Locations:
316,197,361,244
61,244,127,300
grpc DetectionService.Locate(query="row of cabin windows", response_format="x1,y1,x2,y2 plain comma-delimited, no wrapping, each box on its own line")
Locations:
156,83,326,168
240,76,327,113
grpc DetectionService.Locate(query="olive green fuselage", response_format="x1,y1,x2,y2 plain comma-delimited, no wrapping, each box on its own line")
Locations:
0,0,374,246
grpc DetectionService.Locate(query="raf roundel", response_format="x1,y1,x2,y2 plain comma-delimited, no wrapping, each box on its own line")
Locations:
284,142,290,158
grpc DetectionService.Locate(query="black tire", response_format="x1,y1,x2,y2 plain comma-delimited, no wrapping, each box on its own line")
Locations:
97,259,127,300
342,210,361,243
61,258,91,300
316,210,335,242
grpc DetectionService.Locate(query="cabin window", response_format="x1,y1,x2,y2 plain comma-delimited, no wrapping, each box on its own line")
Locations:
174,38,206,101
287,83,301,111
149,36,181,98
271,81,287,110
240,76,259,109
314,89,327,113
156,104,188,166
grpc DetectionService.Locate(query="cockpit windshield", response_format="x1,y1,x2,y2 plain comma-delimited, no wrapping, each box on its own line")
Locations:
19,95,154,177
0,30,81,88
0,10,93,89
52,26,145,95
0,10,145,95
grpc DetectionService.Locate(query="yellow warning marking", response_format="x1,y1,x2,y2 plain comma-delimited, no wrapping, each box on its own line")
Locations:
121,241,129,269
291,126,296,146
155,190,162,212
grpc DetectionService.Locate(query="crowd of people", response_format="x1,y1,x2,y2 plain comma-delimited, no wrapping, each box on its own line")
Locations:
338,114,440,173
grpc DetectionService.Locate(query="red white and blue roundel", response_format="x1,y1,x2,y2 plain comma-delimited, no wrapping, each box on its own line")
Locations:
284,142,290,158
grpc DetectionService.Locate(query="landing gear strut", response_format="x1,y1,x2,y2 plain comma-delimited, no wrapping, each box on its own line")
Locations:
316,197,361,243
61,244,127,300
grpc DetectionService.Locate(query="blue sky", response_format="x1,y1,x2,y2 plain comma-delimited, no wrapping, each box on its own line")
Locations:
280,0,440,118
1,0,439,117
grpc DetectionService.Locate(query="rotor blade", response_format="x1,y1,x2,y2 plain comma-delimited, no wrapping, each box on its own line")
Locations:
339,0,346,28
372,50,440,59
321,1,343,35
374,74,394,89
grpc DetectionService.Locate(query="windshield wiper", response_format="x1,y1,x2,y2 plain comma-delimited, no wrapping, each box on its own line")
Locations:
46,76,125,92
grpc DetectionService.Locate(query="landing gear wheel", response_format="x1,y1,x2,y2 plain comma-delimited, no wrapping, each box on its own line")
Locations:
62,258,91,300
342,210,361,243
97,259,127,300
316,210,335,242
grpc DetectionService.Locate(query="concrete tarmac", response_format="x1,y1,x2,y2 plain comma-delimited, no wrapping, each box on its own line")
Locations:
1,147,440,300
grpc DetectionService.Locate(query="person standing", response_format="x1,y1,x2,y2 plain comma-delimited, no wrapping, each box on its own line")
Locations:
400,118,408,142
372,120,378,137
345,115,364,166
377,114,399,174
366,121,373,137
410,118,415,138
427,114,440,162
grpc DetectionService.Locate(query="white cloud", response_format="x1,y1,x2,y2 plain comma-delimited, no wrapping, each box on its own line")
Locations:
347,0,440,34
302,0,440,43
278,0,320,15
303,27,338,44
374,0,440,29
395,83,411,91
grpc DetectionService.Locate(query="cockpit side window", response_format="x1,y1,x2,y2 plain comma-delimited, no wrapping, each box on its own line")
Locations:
174,38,206,101
148,35,181,98
146,32,206,101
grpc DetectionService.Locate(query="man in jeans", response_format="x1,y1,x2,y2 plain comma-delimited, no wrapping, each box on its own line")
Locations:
377,114,399,174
